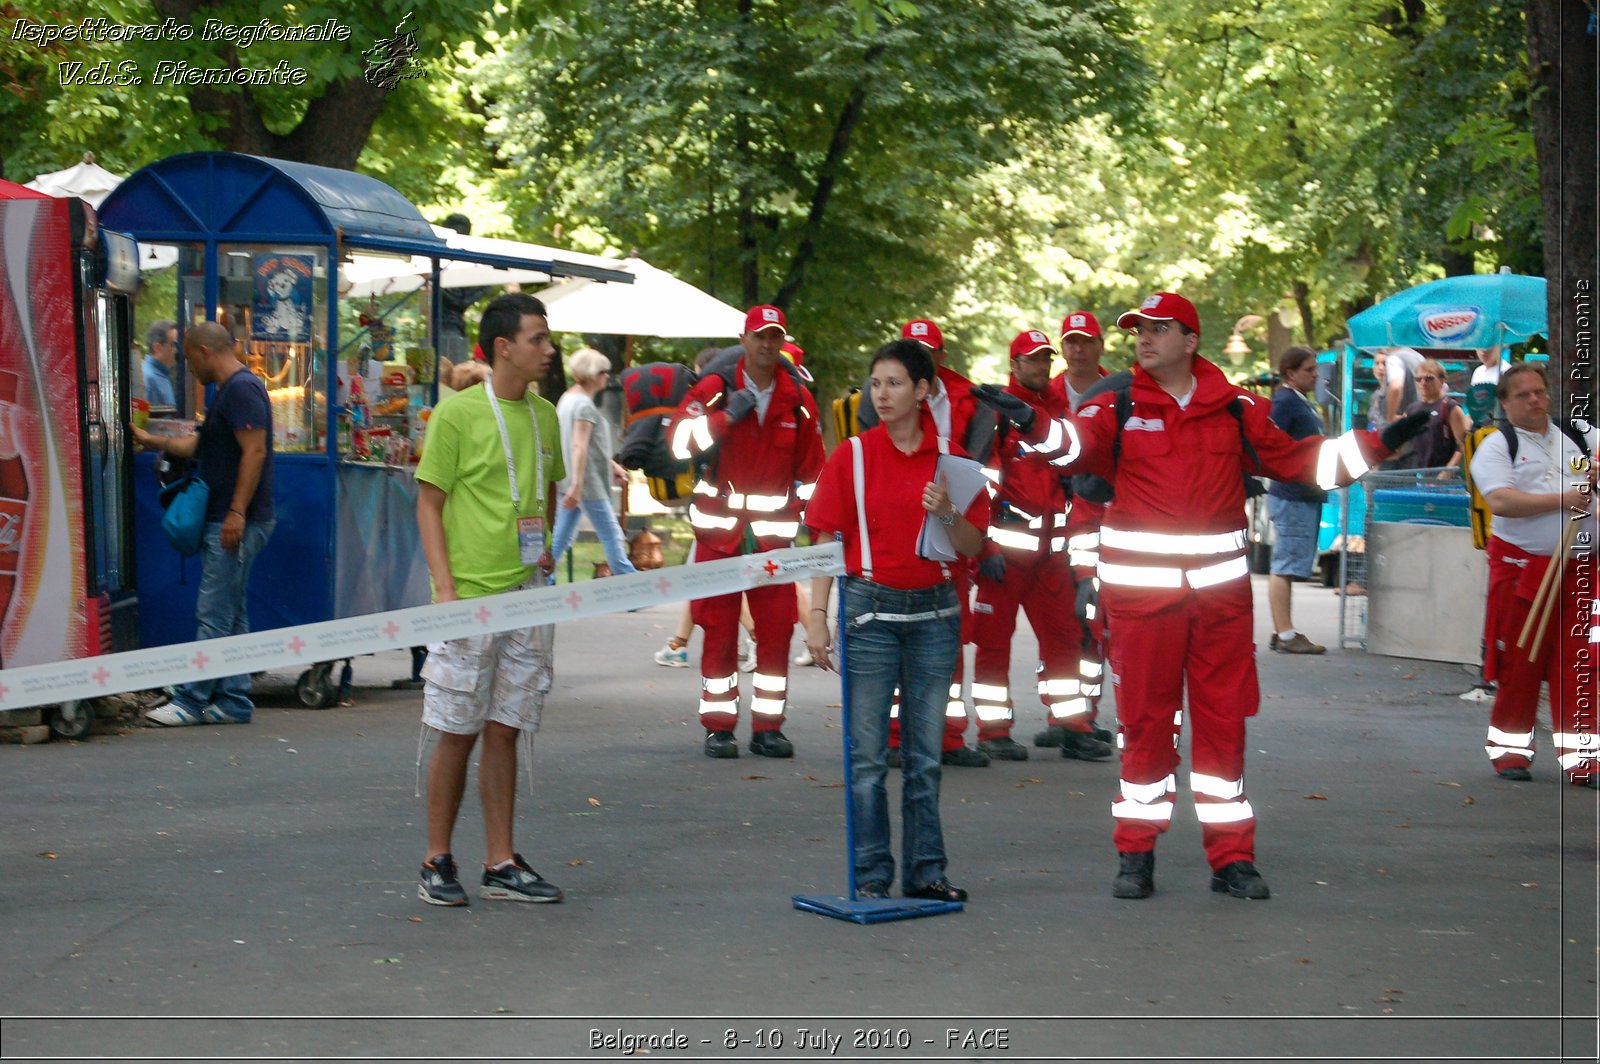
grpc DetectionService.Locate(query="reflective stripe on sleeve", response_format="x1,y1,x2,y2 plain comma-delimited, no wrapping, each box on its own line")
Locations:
1101,527,1246,555
688,506,739,531
988,527,1040,550
749,520,799,539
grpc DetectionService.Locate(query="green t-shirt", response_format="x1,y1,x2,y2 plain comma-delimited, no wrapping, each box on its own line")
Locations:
416,383,565,599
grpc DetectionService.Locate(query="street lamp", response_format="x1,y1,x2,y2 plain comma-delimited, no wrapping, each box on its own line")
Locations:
1223,314,1263,366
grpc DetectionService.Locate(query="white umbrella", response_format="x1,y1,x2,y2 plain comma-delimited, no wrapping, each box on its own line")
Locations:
537,258,742,339
26,152,178,270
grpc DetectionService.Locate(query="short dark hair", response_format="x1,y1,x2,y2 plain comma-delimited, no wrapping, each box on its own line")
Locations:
146,319,177,349
1278,345,1317,376
1497,361,1546,401
477,293,547,366
870,338,935,387
440,213,472,235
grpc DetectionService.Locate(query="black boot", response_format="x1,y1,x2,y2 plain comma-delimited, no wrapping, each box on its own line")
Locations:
704,730,739,759
1112,850,1155,899
1210,860,1271,900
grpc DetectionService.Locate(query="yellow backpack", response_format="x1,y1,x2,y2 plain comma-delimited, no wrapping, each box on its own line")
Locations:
1460,424,1498,549
831,388,864,442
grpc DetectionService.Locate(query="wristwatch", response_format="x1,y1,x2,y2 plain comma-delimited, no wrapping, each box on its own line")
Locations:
937,509,958,527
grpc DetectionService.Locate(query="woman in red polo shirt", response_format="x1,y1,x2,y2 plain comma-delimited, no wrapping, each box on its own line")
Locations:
803,339,989,903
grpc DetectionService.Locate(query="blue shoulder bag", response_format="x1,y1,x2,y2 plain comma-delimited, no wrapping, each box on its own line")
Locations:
159,474,210,556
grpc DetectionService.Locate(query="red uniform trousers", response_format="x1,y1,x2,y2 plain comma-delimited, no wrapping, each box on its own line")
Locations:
1484,540,1597,782
690,536,797,735
1480,535,1528,687
970,548,1085,739
1106,581,1259,870
889,565,972,752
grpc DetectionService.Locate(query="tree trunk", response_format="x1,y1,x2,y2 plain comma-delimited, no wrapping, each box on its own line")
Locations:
1525,0,1597,396
150,0,393,170
1292,280,1316,346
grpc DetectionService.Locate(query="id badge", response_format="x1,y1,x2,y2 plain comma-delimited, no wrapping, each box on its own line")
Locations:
517,516,545,566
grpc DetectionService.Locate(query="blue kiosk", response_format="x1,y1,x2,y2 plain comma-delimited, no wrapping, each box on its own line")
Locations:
99,152,628,695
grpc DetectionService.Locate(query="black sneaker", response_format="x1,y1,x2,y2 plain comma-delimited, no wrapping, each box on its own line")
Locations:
856,880,891,899
704,730,739,758
749,730,794,758
1112,850,1154,899
906,877,967,902
481,854,564,903
1496,766,1532,782
418,853,468,907
941,746,990,768
1033,725,1066,748
1210,860,1270,900
1060,731,1114,761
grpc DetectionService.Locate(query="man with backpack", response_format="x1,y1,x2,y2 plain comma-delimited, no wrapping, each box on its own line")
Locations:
1467,362,1596,788
668,305,825,759
973,291,1428,902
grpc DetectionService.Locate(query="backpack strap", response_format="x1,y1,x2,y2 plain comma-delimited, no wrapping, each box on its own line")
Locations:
1226,397,1264,474
1557,418,1591,456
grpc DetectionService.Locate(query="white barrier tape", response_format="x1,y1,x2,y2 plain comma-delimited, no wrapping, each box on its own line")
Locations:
0,543,845,712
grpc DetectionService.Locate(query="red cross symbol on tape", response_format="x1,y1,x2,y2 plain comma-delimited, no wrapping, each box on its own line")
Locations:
191,651,210,670
288,635,305,656
655,576,673,595
92,666,111,687
763,559,780,577
476,606,492,625
566,591,583,609
0,681,8,701
383,621,400,641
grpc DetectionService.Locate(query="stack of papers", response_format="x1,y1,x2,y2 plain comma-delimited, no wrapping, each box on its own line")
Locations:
916,454,991,562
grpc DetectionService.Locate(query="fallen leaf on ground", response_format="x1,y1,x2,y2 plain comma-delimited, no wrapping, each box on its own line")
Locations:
1436,781,1462,787
740,775,769,781
1400,670,1417,680
37,852,57,859
1304,793,1328,800
1521,882,1538,888
407,917,422,924
587,797,601,807
1462,796,1475,805
567,859,586,867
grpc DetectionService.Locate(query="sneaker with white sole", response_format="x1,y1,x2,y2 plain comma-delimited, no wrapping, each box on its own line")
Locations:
200,705,249,724
739,639,757,673
653,641,690,668
419,853,468,906
145,704,205,727
481,854,563,903
792,647,815,667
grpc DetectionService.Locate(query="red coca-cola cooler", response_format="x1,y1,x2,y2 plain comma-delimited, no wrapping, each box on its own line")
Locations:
0,179,141,737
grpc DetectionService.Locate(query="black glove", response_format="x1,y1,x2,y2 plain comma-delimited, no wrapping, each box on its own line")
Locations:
971,384,1036,433
1074,576,1097,626
1072,473,1114,505
978,553,1007,583
721,388,758,426
1380,409,1432,453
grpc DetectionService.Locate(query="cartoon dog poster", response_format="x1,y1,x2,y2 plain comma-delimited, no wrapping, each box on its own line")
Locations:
252,253,314,343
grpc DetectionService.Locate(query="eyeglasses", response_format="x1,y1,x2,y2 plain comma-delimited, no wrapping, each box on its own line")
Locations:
1013,353,1053,366
1133,321,1175,336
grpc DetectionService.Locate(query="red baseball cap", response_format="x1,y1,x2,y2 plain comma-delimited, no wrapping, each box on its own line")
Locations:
744,304,787,334
1060,311,1102,339
781,340,805,366
901,319,944,348
1116,292,1200,335
1009,329,1055,360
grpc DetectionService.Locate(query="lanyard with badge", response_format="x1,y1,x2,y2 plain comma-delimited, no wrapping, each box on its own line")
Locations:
484,381,547,566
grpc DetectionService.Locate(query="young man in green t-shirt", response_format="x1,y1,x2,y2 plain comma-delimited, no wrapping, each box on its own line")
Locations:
414,293,566,906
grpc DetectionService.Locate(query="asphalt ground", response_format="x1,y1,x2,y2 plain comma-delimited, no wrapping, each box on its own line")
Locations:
0,578,1595,1063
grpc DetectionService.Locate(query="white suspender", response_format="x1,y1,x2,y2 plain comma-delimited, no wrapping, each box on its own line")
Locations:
851,436,872,581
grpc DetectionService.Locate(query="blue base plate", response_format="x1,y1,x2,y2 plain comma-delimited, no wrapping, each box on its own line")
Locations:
791,893,963,924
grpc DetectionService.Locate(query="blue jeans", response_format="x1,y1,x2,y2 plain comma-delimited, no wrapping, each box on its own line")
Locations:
172,519,275,721
548,497,638,581
841,576,961,892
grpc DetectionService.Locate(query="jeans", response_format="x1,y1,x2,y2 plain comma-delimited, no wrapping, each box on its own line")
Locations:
548,497,637,580
172,519,275,721
841,576,961,892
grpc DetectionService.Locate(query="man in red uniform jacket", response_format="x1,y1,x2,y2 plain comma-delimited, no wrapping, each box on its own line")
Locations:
969,330,1113,762
974,292,1424,902
668,305,826,759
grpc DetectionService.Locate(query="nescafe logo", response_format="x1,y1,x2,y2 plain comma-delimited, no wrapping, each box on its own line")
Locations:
1419,307,1480,344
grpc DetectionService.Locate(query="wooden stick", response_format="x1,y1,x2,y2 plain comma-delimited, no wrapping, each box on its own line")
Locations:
1524,519,1580,659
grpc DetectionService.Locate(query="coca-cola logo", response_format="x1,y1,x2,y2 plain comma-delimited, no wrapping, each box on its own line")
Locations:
1418,307,1480,344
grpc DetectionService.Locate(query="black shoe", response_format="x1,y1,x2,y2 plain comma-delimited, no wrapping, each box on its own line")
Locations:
977,736,1030,761
1496,766,1532,782
1060,731,1114,761
1033,725,1066,748
856,880,890,899
418,853,468,907
941,746,990,768
906,878,967,902
481,853,564,903
1210,860,1271,900
1092,726,1115,745
749,730,794,758
887,747,902,768
1111,851,1154,899
704,730,739,759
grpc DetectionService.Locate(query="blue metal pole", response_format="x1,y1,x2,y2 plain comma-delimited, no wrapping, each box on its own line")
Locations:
834,545,858,901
